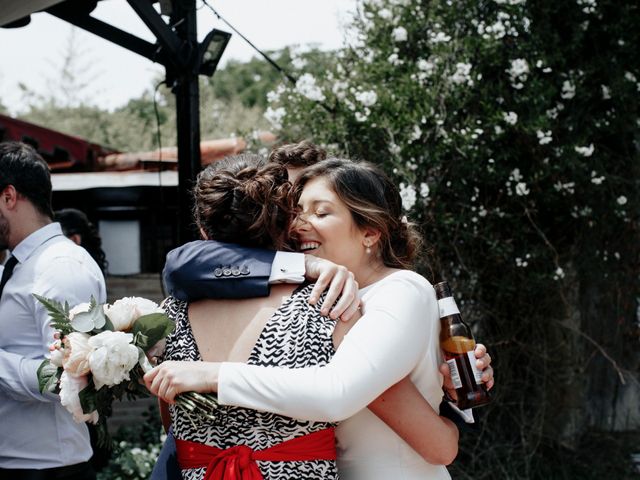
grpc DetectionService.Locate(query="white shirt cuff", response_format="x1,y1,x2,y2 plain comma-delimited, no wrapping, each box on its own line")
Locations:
269,252,305,284
448,402,475,423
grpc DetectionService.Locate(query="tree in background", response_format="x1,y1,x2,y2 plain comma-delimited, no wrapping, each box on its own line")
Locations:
264,0,640,477
9,41,328,153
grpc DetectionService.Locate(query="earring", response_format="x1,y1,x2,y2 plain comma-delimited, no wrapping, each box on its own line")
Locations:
365,242,372,254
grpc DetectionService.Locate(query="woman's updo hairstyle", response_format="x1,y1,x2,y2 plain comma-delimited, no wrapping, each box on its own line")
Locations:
292,158,423,269
193,153,291,250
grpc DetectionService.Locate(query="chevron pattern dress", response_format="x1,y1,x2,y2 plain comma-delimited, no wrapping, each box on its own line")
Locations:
162,284,339,480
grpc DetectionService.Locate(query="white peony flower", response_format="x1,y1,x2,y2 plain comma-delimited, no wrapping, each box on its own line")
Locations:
503,111,518,125
387,53,401,66
410,125,422,142
574,144,594,157
59,372,99,424
295,73,326,102
332,80,349,100
392,26,408,42
399,183,417,211
617,196,628,206
577,0,597,14
355,90,378,107
561,80,576,99
355,111,369,122
507,58,529,88
291,56,307,70
88,331,140,390
450,62,473,86
104,297,164,331
537,130,553,145
591,171,606,185
430,31,451,43
515,182,530,196
510,168,523,182
378,8,392,20
62,332,92,376
264,106,286,130
417,59,435,75
509,58,529,78
553,267,565,280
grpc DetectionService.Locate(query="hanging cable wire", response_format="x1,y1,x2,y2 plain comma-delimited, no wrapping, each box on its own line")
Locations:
200,0,298,86
200,0,336,114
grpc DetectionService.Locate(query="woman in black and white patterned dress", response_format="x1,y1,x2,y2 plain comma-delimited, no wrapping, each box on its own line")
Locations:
156,154,339,480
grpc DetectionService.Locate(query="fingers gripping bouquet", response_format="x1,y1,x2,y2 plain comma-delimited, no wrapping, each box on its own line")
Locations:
35,295,219,445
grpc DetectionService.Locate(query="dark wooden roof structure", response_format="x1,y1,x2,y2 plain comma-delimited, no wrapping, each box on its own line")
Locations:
1,0,231,243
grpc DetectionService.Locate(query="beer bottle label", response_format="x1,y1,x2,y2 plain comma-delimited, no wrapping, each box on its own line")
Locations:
438,297,460,317
467,350,483,385
446,359,462,389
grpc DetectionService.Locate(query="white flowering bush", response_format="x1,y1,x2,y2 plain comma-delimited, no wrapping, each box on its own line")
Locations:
262,0,639,476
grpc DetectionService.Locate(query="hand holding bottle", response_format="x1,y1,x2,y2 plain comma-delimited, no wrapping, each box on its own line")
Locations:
440,343,494,402
435,281,492,409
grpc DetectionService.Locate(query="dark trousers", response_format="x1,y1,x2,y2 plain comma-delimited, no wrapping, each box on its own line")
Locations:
0,462,95,480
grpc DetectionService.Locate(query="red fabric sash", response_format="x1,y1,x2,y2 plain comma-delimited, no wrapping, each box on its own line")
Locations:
176,427,336,480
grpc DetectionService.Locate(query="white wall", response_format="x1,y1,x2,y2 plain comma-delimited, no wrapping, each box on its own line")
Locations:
99,220,141,275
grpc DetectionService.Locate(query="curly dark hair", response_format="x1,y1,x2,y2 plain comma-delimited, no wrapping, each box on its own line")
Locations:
267,140,327,169
291,158,423,269
193,154,292,250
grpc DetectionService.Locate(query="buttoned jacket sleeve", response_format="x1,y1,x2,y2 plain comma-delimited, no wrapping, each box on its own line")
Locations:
163,240,279,301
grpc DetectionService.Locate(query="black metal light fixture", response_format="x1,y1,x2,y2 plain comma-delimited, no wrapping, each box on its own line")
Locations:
198,29,231,77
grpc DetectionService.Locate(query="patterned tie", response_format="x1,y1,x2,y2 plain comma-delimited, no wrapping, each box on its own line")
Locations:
0,255,18,299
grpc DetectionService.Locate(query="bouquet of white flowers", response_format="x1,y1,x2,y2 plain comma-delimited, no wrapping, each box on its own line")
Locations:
35,295,219,446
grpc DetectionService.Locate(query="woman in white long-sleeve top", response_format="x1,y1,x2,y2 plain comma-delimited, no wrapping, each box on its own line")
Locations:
147,158,464,479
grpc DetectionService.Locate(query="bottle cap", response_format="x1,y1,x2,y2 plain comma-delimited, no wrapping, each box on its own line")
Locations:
434,281,452,299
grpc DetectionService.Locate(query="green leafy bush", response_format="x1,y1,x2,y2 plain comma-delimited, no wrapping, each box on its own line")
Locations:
263,0,640,477
97,406,164,480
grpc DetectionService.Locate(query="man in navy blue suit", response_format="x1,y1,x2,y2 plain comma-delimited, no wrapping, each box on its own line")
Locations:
150,142,494,480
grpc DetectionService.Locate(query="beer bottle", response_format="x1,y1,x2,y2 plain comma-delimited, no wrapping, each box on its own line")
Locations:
435,281,491,409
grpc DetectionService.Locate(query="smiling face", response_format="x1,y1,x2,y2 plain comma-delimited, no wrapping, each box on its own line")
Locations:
293,176,373,275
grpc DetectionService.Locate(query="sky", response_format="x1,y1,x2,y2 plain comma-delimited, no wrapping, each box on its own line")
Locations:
0,0,357,114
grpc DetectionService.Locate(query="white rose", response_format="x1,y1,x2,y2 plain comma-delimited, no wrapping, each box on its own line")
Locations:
59,371,99,424
88,331,140,390
104,297,164,331
62,332,92,376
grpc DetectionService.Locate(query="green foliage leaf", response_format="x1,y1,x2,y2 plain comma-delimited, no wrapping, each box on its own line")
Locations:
71,297,106,332
37,360,61,394
131,313,174,352
79,382,98,414
101,314,115,332
33,294,72,335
